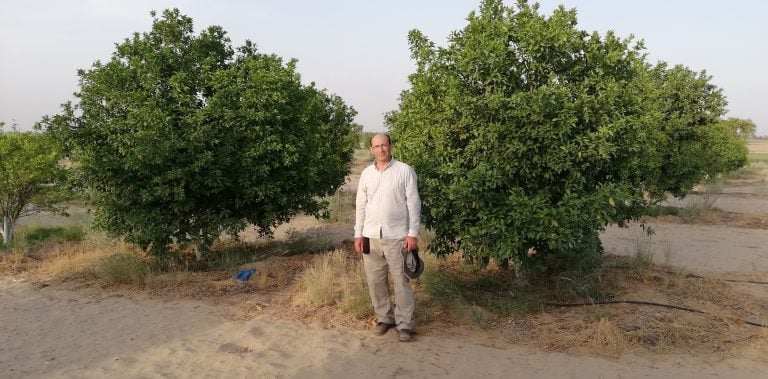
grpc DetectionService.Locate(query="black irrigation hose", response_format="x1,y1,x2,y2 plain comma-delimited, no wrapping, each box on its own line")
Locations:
546,300,768,329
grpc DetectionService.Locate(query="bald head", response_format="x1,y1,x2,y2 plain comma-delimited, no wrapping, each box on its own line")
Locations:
370,133,391,147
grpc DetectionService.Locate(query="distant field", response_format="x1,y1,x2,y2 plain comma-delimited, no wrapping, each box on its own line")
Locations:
748,139,768,154
749,152,768,163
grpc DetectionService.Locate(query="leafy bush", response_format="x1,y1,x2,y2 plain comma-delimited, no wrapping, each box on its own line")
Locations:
92,254,151,286
0,128,67,245
43,9,358,259
387,0,747,278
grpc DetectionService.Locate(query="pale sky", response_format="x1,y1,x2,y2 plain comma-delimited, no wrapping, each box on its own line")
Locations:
1,1,766,135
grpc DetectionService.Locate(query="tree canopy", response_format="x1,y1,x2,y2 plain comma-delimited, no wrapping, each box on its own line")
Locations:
387,0,747,276
720,117,757,140
43,9,358,257
0,124,66,245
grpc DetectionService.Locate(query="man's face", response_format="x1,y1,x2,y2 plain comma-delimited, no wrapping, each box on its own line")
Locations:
370,135,392,163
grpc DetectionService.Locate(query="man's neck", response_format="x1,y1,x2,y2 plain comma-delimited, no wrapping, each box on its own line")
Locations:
375,157,393,171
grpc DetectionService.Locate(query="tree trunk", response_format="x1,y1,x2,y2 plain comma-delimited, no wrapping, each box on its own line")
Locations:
1,216,12,245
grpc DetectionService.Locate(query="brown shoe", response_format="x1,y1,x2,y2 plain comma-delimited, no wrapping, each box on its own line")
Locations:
375,322,395,336
398,329,414,342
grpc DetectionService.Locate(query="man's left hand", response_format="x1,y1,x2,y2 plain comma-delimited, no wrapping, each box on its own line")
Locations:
404,236,418,252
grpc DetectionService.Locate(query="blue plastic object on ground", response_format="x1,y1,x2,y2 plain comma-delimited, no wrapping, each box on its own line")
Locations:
234,269,256,281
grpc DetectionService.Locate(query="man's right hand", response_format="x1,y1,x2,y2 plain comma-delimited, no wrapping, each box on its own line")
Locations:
354,237,364,254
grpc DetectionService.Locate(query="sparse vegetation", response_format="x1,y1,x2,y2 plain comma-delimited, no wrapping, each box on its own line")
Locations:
323,189,356,223
628,235,655,272
678,196,718,223
296,249,372,318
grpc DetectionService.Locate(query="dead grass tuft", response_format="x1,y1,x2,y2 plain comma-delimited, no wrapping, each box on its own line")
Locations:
294,249,372,319
589,317,629,357
296,249,347,306
538,315,628,358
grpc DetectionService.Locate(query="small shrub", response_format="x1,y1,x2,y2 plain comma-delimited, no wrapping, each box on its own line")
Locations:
678,196,718,223
339,260,372,318
299,250,347,306
92,253,151,286
297,249,373,318
629,235,655,272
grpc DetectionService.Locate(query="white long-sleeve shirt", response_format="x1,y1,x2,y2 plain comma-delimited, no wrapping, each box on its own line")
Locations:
354,158,421,239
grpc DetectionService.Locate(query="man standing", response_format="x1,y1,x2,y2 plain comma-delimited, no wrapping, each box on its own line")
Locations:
354,133,421,342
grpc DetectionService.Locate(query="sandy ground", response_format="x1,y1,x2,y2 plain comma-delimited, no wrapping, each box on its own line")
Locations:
2,276,766,379
3,144,768,378
602,223,768,276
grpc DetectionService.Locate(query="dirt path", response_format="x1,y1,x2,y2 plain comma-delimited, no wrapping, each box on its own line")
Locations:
601,223,768,276
2,277,765,378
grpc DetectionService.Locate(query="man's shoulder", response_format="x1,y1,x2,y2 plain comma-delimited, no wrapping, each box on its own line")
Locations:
360,162,377,178
392,159,416,173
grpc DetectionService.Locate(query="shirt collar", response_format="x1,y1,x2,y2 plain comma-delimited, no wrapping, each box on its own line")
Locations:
373,158,396,171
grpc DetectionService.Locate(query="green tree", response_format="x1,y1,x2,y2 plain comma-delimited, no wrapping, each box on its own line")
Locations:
387,0,746,277
643,64,748,197
0,123,66,245
720,117,757,140
42,9,357,258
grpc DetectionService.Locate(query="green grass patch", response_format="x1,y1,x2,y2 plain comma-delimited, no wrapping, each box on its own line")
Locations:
748,152,768,163
23,225,86,245
1,225,86,255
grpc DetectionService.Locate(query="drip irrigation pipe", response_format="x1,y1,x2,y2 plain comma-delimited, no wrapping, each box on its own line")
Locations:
546,300,768,328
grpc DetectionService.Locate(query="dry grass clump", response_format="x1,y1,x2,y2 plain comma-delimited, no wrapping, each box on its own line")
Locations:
294,249,372,318
338,262,372,318
537,314,627,358
0,247,33,273
678,196,719,223
297,249,347,305
34,231,152,286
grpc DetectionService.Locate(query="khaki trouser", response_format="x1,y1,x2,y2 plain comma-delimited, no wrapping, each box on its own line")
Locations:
362,238,415,330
